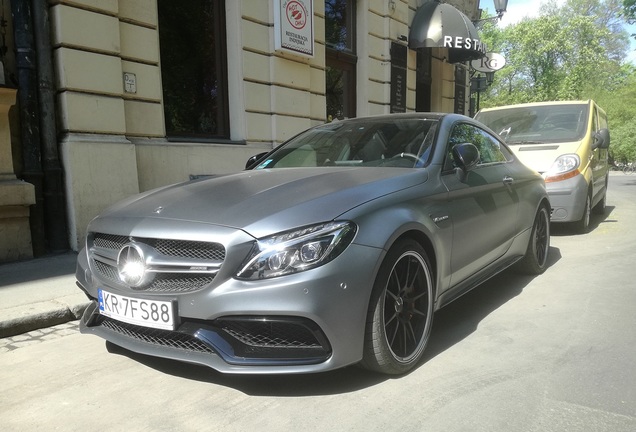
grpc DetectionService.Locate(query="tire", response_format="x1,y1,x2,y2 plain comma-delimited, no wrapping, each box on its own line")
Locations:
361,239,434,375
592,177,608,215
573,192,591,234
516,205,550,275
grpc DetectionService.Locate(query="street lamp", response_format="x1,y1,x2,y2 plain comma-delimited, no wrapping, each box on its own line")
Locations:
474,0,509,23
493,0,508,19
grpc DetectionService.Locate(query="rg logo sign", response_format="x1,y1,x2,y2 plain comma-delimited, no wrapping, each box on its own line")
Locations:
471,53,506,73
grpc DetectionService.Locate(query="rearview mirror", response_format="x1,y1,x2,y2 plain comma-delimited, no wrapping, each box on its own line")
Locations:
246,152,269,169
452,143,480,171
593,128,610,150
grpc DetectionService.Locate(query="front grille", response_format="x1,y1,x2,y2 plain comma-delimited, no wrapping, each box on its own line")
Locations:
146,274,216,293
221,319,323,349
93,234,128,250
89,232,225,294
89,312,332,365
94,259,119,283
215,317,332,361
100,317,215,354
154,239,225,261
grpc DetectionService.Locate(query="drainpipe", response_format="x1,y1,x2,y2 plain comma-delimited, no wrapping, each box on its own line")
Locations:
32,0,67,251
10,0,45,256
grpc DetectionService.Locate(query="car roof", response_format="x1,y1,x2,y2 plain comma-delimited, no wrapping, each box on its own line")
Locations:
477,100,592,112
329,112,471,124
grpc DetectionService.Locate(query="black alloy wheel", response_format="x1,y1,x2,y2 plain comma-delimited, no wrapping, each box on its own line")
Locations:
517,205,550,275
361,239,434,375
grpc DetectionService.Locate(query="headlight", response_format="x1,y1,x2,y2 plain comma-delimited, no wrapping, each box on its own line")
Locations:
544,154,580,183
236,221,357,280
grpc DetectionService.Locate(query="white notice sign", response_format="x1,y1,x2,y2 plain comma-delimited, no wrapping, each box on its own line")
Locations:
275,0,314,57
471,52,506,73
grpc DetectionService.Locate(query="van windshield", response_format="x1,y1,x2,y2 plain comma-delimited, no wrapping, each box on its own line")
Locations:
475,104,589,144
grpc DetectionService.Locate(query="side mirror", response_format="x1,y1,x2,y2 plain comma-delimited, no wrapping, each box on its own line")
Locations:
245,152,269,169
452,143,480,172
593,128,610,150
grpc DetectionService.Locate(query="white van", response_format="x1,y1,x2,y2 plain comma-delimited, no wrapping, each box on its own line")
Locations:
475,100,610,233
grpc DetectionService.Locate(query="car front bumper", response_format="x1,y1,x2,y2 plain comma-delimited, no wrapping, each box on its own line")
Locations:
546,173,589,222
77,241,383,374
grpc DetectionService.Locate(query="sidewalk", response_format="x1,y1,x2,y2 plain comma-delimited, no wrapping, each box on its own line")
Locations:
0,252,90,338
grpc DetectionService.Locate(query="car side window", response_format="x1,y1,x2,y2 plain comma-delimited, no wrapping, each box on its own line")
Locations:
475,128,510,164
444,123,510,171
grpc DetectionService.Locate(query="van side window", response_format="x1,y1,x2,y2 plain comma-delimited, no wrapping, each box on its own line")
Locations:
597,106,608,130
592,107,600,132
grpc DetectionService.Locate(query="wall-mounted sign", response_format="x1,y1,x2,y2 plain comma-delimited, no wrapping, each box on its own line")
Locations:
274,0,314,57
123,72,137,94
390,42,407,114
471,52,506,73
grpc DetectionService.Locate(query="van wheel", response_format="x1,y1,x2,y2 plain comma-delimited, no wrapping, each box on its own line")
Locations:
592,176,608,215
574,192,591,234
592,192,606,215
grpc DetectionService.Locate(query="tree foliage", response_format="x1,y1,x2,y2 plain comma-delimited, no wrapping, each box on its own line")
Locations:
477,0,636,163
624,0,636,24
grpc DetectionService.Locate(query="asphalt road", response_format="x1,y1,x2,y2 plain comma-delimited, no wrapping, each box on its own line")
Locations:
1,173,635,432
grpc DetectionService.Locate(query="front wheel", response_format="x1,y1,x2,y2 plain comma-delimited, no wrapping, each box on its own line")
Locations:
361,239,434,375
592,176,608,215
573,192,591,234
516,205,550,275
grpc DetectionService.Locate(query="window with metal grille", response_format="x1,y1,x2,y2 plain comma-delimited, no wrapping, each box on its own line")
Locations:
158,0,229,140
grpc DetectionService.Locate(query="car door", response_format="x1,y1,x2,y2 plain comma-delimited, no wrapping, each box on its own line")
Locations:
440,122,519,286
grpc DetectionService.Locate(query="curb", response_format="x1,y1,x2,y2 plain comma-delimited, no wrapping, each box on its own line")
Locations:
0,298,91,339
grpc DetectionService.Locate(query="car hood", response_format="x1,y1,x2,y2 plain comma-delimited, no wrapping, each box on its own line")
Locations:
95,167,428,238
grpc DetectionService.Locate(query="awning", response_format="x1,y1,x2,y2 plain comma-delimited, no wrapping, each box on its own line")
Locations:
408,1,487,63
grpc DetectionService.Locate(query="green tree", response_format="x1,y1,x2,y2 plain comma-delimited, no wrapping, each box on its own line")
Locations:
624,0,636,24
477,0,636,164
479,0,629,106
594,67,636,163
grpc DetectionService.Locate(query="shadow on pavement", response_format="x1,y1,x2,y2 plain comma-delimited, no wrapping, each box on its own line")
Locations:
550,205,615,237
0,252,77,288
104,244,561,396
423,245,561,365
105,340,389,395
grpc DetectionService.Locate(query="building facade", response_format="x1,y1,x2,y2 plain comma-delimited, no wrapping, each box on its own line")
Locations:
0,0,484,262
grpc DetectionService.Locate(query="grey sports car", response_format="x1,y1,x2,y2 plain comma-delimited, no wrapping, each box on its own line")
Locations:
77,113,550,375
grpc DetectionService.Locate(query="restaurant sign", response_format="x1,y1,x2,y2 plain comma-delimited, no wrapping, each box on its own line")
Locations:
275,0,315,57
471,52,506,73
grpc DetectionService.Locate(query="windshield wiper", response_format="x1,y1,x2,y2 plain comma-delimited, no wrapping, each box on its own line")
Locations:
506,140,545,145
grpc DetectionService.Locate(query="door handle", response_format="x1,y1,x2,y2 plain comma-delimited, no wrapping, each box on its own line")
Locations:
503,175,514,185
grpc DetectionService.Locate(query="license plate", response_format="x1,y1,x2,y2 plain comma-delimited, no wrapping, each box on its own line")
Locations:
98,289,176,330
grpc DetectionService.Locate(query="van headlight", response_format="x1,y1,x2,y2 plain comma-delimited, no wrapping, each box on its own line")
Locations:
236,221,357,280
544,154,581,183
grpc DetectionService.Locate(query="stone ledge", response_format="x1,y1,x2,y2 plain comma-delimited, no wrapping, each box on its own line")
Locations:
0,180,36,207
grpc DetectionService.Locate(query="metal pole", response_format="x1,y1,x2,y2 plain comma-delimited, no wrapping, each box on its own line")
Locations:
32,0,68,251
10,0,46,256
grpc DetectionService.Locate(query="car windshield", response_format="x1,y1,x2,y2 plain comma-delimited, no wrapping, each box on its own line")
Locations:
253,118,438,169
475,104,589,144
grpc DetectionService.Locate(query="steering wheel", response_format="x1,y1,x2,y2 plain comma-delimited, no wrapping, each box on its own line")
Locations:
392,152,423,166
